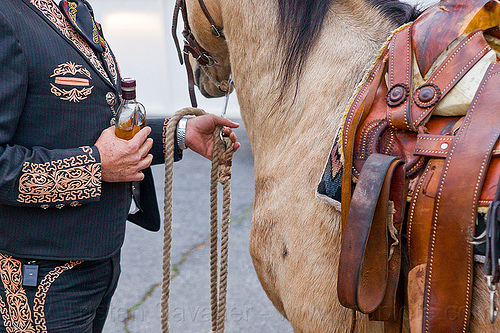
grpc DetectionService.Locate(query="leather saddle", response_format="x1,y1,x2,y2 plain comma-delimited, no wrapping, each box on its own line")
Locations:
336,1,500,332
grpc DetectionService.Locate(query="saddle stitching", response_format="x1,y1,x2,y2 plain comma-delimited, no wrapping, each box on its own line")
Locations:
407,161,434,251
423,67,500,333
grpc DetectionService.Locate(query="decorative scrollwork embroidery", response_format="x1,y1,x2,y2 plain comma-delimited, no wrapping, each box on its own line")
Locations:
50,83,93,103
50,62,94,102
29,0,115,85
0,254,35,333
102,49,118,85
17,147,101,204
32,261,82,332
50,62,92,80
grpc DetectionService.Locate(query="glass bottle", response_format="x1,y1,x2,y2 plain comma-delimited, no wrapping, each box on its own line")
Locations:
114,78,146,140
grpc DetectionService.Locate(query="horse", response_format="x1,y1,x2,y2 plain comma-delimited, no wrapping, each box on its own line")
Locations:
176,0,500,331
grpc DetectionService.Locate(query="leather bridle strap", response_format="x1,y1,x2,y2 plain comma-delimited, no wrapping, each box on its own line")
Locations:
197,0,224,38
172,0,224,107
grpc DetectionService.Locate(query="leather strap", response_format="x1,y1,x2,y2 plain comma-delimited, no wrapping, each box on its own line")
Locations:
409,30,491,128
197,0,224,38
414,134,455,158
386,24,413,131
423,63,500,333
171,0,224,107
407,158,444,268
415,133,500,158
338,153,405,314
341,49,389,233
387,27,491,132
412,0,500,78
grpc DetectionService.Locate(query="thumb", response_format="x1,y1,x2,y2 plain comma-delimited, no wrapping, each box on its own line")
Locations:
213,115,239,128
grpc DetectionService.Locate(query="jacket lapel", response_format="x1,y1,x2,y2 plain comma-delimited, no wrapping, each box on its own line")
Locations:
22,0,119,90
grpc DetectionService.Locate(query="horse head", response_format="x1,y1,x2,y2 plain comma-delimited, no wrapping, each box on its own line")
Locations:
173,0,231,105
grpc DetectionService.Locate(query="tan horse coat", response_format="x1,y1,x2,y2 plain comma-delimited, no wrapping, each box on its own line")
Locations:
183,0,500,331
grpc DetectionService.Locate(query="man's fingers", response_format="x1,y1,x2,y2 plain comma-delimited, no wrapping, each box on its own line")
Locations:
132,171,145,182
130,126,151,144
137,154,153,171
138,137,153,158
221,127,238,142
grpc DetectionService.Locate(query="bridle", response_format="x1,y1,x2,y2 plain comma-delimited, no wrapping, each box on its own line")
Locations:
172,0,229,107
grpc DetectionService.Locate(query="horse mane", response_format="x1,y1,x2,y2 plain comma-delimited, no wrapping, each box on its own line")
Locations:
277,0,422,99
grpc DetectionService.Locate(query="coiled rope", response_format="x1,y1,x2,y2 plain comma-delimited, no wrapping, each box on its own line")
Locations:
161,107,234,333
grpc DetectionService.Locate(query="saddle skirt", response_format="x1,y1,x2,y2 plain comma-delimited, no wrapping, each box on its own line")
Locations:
317,7,500,333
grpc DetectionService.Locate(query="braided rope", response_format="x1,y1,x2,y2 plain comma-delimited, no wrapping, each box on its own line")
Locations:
162,107,234,333
214,128,234,333
210,136,220,332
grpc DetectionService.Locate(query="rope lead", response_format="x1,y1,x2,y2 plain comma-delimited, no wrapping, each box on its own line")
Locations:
162,107,234,333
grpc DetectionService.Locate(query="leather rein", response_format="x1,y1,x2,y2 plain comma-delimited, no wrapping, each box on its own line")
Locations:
172,0,227,107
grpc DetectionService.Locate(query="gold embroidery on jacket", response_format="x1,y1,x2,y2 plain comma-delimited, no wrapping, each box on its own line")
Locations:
0,254,35,333
17,147,101,204
50,84,93,103
29,0,118,85
32,261,82,332
51,62,92,80
51,62,94,102
102,49,118,85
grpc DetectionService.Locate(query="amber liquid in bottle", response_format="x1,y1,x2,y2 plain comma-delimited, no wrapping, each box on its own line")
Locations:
115,78,146,140
115,124,143,140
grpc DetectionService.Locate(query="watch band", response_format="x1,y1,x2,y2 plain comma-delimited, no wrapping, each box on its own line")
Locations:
177,116,188,150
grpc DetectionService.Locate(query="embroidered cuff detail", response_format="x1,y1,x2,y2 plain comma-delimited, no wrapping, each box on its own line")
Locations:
17,146,101,205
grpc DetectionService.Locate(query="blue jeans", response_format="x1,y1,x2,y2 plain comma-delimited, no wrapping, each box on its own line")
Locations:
0,252,120,332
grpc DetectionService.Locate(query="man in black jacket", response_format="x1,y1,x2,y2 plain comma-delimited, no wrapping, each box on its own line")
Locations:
0,0,239,331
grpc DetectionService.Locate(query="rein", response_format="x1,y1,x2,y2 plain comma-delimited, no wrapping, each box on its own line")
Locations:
161,108,235,333
172,0,229,107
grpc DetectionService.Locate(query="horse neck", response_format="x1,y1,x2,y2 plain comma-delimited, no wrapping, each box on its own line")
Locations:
222,0,398,170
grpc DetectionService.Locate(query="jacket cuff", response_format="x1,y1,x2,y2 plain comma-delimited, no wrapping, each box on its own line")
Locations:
16,146,101,209
149,117,182,165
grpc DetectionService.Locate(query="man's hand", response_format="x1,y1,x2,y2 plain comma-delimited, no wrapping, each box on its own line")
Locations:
184,114,241,159
94,126,153,182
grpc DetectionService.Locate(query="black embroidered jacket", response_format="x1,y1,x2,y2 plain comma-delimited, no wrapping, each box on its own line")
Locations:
0,0,180,260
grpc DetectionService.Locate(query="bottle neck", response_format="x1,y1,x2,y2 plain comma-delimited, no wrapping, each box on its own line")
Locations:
122,90,136,100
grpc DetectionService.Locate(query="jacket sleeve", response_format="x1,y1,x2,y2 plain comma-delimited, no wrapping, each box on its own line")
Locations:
148,117,183,165
0,11,101,208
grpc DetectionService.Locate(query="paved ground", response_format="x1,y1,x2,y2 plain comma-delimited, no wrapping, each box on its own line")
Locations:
102,124,294,332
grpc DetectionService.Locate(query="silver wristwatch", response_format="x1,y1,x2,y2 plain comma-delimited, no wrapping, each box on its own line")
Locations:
177,116,189,150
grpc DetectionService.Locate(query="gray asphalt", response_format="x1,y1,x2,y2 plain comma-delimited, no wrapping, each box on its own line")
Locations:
102,123,294,332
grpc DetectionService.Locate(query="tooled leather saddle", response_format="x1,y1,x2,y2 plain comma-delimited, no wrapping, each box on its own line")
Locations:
334,1,500,332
